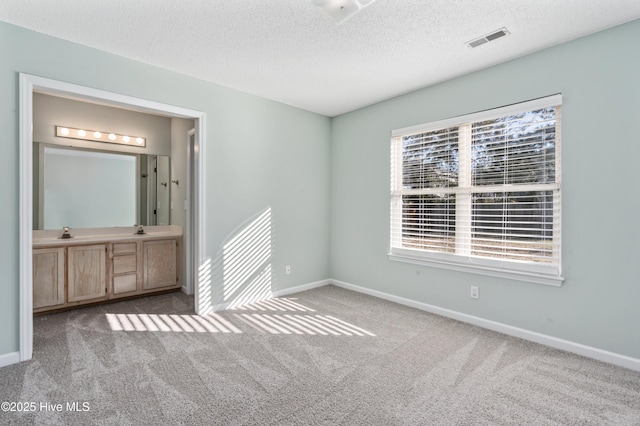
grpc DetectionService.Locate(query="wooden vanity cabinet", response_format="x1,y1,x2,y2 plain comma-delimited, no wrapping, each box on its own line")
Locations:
33,234,182,314
33,243,108,313
33,247,65,312
110,238,181,298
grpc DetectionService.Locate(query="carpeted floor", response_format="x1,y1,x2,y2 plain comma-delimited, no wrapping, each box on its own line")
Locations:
1,285,639,425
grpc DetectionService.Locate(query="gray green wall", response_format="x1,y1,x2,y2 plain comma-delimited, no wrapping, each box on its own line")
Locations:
2,18,639,362
0,22,331,356
330,19,640,359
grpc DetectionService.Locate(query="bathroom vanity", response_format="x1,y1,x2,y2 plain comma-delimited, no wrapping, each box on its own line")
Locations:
32,226,182,314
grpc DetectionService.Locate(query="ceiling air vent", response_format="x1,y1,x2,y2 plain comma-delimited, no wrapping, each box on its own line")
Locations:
467,27,510,48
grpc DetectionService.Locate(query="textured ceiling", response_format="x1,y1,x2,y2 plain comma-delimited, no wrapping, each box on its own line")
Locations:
2,1,640,116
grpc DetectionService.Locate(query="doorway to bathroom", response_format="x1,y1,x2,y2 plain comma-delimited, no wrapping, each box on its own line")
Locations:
18,73,206,362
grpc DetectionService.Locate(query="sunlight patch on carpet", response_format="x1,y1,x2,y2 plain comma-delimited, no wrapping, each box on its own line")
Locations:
105,313,242,333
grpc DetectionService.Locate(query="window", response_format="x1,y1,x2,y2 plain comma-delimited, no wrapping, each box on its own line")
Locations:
390,95,563,286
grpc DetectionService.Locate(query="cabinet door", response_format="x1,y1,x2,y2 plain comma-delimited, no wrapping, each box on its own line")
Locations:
68,244,106,303
33,247,65,310
143,239,177,290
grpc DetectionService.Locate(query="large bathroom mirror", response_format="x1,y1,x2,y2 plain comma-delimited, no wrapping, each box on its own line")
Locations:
32,144,171,230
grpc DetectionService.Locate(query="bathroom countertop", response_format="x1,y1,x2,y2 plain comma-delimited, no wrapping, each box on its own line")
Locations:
33,225,183,248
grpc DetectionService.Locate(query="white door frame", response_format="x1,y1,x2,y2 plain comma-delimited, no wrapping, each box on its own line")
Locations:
19,73,206,362
185,128,196,296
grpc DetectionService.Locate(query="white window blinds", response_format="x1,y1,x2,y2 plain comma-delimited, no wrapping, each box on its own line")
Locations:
390,95,562,284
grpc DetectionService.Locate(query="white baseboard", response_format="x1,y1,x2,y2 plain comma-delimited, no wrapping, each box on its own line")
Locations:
330,279,640,372
272,279,331,298
211,279,331,312
0,351,20,368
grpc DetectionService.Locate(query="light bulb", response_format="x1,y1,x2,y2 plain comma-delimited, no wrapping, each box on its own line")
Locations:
93,131,102,138
77,130,86,137
60,128,70,136
136,137,144,145
108,133,116,141
123,136,130,143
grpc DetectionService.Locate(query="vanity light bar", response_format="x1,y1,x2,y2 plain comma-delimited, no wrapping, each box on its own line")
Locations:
55,126,146,148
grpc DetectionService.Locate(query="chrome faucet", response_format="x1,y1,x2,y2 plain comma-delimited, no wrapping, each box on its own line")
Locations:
136,225,146,235
61,226,72,239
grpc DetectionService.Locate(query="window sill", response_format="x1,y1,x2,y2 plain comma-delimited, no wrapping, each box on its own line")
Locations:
388,252,564,287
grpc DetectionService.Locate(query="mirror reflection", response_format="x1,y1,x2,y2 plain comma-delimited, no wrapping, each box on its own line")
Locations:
32,143,170,230
141,154,171,226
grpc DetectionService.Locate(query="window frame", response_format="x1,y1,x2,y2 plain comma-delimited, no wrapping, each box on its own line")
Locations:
389,95,564,286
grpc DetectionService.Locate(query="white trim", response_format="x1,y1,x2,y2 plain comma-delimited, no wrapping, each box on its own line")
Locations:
272,279,331,297
0,352,21,368
390,96,562,284
194,120,206,300
210,279,331,312
19,74,34,362
27,74,200,119
18,73,206,364
329,279,640,372
388,252,563,287
183,128,196,295
392,93,562,137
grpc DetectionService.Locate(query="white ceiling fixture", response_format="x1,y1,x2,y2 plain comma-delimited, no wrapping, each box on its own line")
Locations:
56,126,146,147
311,0,376,24
1,1,640,117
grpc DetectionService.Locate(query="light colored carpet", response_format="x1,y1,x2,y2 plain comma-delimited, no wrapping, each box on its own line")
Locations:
1,285,639,425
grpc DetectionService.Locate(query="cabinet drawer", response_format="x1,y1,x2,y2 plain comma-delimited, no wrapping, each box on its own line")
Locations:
113,243,137,255
113,274,137,294
113,254,137,274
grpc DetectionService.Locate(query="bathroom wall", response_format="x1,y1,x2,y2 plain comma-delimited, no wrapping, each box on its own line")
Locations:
170,117,193,286
32,93,177,230
33,93,171,155
170,117,193,230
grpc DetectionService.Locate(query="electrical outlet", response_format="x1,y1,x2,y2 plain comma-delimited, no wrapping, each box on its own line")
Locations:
285,265,291,275
470,286,479,299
